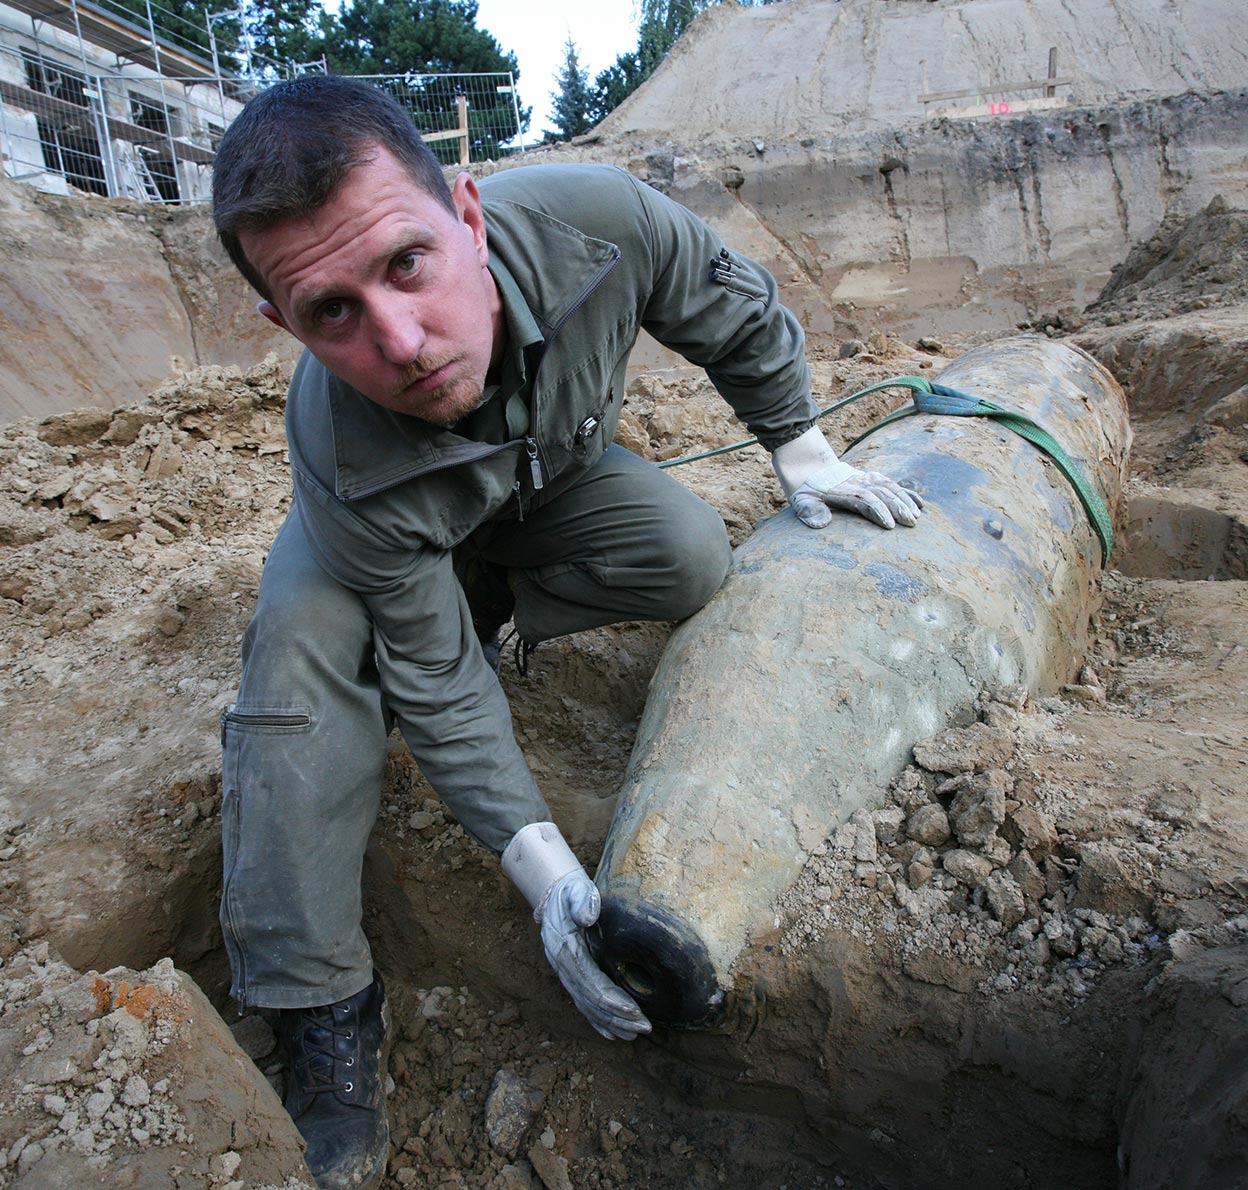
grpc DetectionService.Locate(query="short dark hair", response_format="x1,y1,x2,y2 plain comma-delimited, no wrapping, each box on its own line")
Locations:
212,75,455,299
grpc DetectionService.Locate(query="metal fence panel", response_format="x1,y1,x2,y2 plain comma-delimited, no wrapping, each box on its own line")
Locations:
364,72,525,165
0,41,247,203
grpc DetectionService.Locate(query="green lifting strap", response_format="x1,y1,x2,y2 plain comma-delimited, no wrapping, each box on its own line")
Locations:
848,379,1114,566
657,373,1113,565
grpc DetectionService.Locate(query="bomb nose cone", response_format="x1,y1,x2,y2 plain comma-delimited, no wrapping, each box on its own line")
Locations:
589,894,727,1029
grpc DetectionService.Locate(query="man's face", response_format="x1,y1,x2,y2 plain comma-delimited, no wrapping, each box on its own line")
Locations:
240,145,503,426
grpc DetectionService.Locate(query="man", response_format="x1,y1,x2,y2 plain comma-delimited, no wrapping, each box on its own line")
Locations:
212,75,921,1188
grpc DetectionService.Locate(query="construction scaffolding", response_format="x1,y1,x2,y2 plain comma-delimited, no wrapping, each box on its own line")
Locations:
0,41,242,201
0,0,528,205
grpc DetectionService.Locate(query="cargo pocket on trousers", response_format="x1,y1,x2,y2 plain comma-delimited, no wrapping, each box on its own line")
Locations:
218,702,313,853
218,703,312,1006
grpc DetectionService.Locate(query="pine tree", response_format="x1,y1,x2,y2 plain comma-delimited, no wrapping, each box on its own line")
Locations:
548,37,594,141
316,0,518,78
589,51,646,124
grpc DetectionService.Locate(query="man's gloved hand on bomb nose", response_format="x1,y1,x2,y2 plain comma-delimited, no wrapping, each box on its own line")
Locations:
501,821,651,1042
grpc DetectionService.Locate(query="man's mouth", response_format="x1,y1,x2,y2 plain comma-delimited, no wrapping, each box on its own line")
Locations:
395,355,462,400
400,360,457,397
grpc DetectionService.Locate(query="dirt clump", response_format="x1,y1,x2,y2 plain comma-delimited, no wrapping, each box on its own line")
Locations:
0,947,309,1186
1087,195,1248,324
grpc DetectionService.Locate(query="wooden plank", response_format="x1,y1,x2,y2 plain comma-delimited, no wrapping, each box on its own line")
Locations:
420,96,471,165
926,94,1072,120
4,0,217,80
456,94,468,166
919,76,1072,103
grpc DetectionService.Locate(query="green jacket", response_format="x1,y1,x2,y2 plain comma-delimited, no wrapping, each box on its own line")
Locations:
285,163,817,853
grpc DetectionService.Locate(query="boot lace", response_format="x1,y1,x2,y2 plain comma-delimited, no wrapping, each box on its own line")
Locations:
291,1002,357,1097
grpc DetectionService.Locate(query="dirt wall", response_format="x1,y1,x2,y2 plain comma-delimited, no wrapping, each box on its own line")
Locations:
0,182,294,424
601,88,1248,351
602,0,1248,140
5,88,1246,427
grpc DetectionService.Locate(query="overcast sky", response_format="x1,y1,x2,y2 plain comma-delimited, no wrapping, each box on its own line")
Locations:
473,0,641,142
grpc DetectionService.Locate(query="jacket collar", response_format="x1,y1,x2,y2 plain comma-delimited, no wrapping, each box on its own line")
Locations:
315,198,619,502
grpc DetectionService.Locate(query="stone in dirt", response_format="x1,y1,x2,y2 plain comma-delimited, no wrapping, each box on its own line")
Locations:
484,1067,545,1159
1074,841,1153,918
1005,804,1059,859
528,1141,574,1190
0,951,310,1186
942,849,995,887
1007,851,1047,905
906,802,952,847
913,723,1016,775
984,870,1028,929
945,769,1009,848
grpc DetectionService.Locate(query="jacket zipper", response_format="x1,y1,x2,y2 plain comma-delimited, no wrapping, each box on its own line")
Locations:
521,246,621,497
341,439,516,503
525,438,544,491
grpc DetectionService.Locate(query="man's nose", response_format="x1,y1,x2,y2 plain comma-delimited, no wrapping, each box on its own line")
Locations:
370,296,426,365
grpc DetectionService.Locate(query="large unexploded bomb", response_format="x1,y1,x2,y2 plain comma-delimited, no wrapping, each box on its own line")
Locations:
589,335,1132,1029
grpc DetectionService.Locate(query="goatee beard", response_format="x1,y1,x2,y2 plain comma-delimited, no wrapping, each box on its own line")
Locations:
414,377,487,428
391,354,485,427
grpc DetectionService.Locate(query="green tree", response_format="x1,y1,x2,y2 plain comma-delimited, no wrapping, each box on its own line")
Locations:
109,0,224,61
548,37,593,141
316,0,517,76
106,0,318,73
636,0,708,72
589,50,644,124
248,0,327,74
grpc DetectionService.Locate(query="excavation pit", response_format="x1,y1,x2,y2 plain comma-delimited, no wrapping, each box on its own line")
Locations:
2,5,1247,1179
1116,495,1248,581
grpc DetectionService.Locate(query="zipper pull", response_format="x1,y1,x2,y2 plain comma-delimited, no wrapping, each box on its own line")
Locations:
513,480,525,522
575,415,600,444
525,437,545,491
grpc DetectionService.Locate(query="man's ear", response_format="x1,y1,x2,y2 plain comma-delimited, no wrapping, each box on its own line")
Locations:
451,172,489,266
257,300,290,332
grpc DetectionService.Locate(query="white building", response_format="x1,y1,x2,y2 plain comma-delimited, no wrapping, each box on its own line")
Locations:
0,0,250,203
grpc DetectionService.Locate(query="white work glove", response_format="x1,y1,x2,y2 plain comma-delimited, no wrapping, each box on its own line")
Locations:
501,822,652,1042
772,425,923,530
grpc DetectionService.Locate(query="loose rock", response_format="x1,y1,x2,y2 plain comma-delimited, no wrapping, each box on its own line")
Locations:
484,1068,545,1159
913,723,1016,775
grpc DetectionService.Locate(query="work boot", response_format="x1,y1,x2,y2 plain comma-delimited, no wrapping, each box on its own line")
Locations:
277,974,390,1189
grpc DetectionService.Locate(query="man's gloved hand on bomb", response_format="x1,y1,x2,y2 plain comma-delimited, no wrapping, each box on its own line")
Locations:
501,821,651,1042
772,425,923,530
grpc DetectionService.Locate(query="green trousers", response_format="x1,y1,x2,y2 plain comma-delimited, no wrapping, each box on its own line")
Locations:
219,445,733,1009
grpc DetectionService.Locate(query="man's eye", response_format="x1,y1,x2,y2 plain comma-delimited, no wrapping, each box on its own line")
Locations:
394,252,422,278
317,299,349,326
